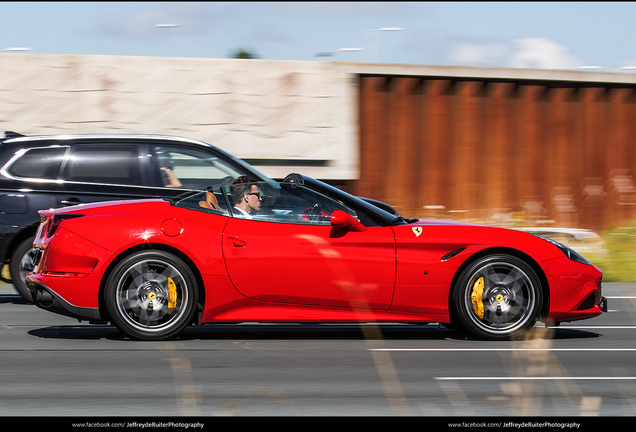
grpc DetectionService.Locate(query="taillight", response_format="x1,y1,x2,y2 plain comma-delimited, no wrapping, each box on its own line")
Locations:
47,214,84,237
41,271,89,278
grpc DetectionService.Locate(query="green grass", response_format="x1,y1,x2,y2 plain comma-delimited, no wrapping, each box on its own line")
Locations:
585,224,636,282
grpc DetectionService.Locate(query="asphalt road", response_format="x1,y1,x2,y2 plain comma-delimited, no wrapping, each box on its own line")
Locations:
1,282,635,418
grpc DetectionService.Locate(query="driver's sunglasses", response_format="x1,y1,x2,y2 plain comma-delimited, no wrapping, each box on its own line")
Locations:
247,192,262,199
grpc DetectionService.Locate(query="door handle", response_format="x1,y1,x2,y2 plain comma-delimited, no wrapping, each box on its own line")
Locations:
231,238,247,248
59,198,85,206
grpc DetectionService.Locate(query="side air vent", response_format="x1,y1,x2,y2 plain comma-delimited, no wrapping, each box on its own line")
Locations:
441,247,466,262
577,292,596,311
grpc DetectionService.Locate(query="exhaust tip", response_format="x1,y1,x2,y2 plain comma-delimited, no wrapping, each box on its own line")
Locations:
35,288,54,307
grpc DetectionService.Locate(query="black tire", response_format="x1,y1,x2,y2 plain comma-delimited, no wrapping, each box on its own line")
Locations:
105,250,198,340
452,254,543,340
9,236,37,302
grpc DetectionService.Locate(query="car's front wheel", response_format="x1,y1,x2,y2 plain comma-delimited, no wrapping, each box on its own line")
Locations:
452,254,543,340
105,250,198,340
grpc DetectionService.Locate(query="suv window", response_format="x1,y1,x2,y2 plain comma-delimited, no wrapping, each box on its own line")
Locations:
65,145,143,185
7,146,67,180
155,146,246,189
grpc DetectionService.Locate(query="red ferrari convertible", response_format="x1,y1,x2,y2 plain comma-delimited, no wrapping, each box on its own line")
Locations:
26,174,606,341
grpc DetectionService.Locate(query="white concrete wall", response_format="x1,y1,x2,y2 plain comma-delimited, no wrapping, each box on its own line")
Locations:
0,53,360,180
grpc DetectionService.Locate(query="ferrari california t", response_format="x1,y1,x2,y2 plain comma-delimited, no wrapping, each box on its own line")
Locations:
25,173,606,341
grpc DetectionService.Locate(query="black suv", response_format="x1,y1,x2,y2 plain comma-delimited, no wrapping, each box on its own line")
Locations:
0,132,279,301
0,132,395,301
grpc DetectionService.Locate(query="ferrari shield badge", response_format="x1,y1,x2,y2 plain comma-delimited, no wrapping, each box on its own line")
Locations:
412,227,423,237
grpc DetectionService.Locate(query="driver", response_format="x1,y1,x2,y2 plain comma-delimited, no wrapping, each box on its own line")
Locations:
229,176,262,218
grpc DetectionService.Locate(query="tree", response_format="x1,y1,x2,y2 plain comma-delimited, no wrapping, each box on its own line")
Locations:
228,48,259,59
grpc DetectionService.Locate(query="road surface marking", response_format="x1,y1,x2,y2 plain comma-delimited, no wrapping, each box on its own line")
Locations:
370,347,636,352
435,376,636,381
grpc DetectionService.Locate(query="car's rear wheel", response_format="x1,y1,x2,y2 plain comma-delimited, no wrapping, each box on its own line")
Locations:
453,254,542,340
105,250,197,340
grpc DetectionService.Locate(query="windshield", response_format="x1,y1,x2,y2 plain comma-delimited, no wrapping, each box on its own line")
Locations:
302,176,402,225
170,175,397,227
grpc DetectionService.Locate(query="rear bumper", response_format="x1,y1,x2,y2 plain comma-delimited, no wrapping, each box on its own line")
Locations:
25,278,103,323
26,225,112,321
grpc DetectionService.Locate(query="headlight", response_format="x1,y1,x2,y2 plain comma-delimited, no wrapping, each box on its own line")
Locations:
531,234,591,265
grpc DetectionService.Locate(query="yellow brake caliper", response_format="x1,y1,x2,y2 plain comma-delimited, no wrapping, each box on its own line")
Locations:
471,277,485,319
168,278,177,310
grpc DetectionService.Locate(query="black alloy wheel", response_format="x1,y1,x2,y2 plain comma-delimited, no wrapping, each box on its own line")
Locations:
453,254,543,340
105,250,198,340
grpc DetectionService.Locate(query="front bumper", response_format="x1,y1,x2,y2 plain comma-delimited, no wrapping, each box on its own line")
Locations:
541,256,606,323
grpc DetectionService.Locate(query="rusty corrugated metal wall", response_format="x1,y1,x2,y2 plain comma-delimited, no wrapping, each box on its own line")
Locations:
356,74,636,232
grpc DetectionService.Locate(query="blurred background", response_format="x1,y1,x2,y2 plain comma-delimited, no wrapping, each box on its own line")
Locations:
2,2,636,280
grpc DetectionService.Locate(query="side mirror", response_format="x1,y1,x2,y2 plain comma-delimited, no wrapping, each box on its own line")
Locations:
330,210,367,232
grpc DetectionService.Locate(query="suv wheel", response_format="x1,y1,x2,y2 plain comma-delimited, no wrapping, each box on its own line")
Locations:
9,236,37,302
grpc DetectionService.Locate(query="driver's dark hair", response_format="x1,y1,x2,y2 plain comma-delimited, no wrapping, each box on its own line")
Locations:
229,176,257,203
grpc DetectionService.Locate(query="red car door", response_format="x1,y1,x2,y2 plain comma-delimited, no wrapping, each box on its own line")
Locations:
223,218,396,310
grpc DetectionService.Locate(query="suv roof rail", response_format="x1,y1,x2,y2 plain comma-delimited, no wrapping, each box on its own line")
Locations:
4,131,25,139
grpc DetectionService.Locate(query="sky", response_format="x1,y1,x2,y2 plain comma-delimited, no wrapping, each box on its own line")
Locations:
2,2,636,71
